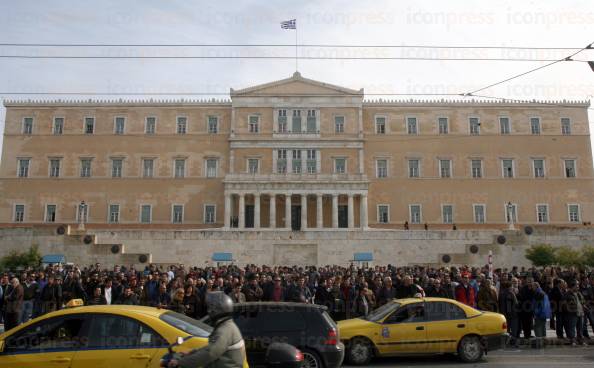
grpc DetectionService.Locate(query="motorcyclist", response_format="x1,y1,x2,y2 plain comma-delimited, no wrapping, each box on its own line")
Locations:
168,291,245,368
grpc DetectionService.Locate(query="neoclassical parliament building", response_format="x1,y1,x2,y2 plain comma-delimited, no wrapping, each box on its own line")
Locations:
0,72,593,266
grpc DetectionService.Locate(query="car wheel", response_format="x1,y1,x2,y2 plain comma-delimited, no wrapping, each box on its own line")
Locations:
301,348,323,368
346,337,373,366
458,335,484,363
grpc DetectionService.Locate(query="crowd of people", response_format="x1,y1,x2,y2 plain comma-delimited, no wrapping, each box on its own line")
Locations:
1,262,593,347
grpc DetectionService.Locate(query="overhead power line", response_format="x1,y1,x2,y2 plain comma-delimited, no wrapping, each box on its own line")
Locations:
464,41,594,95
0,43,584,50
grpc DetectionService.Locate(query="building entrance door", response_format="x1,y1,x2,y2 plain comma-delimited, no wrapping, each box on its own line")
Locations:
245,205,254,228
291,205,301,231
338,205,348,228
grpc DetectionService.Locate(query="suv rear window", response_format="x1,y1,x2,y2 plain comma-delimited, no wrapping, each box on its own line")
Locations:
160,311,212,338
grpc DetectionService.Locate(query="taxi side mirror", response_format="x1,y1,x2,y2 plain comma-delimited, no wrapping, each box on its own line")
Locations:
0,340,5,353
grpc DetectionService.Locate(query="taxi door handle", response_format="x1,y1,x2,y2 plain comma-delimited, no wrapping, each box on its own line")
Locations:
50,357,71,363
416,326,424,331
457,324,466,328
130,354,151,359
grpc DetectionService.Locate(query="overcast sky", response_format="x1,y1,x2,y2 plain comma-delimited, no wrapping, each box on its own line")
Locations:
1,0,593,163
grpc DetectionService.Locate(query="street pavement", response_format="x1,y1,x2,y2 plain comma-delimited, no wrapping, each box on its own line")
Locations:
344,346,594,367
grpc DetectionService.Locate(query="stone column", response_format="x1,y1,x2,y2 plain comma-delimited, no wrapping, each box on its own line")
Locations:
238,193,245,230
285,194,292,230
301,194,308,230
360,193,368,229
254,193,260,229
347,193,354,228
224,193,231,229
332,194,339,228
317,193,323,228
269,194,276,228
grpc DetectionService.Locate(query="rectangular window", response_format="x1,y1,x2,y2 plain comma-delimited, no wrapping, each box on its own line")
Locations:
537,204,549,223
533,159,545,178
84,117,95,134
204,205,216,224
335,116,345,133
248,158,259,174
474,204,486,224
307,110,317,133
408,159,419,178
502,159,514,178
334,158,346,174
471,159,482,178
292,110,302,132
80,159,92,177
469,117,480,135
174,159,186,178
506,203,518,223
561,118,571,135
378,205,389,224
53,117,64,135
530,117,541,135
45,204,57,223
375,116,386,134
564,159,576,178
14,205,25,222
18,159,30,178
248,116,259,133
568,204,580,223
50,159,61,178
145,117,156,134
410,204,422,224
143,159,154,178
306,150,317,174
376,159,387,178
172,205,184,224
278,109,287,133
109,204,120,223
500,117,510,134
438,117,448,134
407,117,417,135
292,150,302,174
140,205,152,224
277,149,287,174
111,159,123,178
442,205,453,224
176,117,187,134
114,117,125,134
206,159,217,178
208,116,218,134
439,159,451,178
22,117,33,134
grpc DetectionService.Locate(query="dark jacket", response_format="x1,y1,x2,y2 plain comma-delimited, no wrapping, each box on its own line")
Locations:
4,284,24,313
499,287,519,320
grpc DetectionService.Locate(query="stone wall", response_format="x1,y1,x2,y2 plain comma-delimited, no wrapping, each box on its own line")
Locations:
1,226,593,268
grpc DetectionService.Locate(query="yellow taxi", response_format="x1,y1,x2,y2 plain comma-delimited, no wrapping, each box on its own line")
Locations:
338,297,508,365
0,301,248,368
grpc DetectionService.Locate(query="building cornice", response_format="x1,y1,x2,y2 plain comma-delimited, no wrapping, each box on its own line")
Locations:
2,98,232,108
363,98,591,108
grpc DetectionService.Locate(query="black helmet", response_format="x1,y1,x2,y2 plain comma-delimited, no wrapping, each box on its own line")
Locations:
206,291,233,322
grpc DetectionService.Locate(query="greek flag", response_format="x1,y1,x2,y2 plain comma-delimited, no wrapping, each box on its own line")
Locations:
281,19,296,29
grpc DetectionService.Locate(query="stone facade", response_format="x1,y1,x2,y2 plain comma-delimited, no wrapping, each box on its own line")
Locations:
0,72,593,266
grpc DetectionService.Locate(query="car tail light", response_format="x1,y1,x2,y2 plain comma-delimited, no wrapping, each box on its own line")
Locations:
502,322,508,330
295,350,304,361
324,328,338,345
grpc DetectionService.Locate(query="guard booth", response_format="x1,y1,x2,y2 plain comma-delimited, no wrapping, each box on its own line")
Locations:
212,252,234,267
352,252,373,268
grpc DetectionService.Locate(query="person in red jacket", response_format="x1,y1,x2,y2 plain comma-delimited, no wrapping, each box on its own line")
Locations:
455,273,476,307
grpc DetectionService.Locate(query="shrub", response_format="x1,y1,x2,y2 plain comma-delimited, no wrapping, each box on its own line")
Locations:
555,246,582,267
0,246,42,271
525,244,557,267
581,246,594,267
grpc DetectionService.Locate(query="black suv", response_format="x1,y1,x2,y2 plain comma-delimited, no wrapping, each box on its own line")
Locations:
202,302,344,368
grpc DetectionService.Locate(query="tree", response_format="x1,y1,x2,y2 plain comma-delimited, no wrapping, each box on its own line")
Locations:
525,244,557,267
0,246,42,271
582,246,594,267
555,246,582,267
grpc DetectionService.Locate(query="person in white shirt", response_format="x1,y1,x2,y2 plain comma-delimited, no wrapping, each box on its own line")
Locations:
103,278,113,305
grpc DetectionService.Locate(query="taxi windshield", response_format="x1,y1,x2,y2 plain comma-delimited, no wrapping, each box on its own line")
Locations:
160,311,213,338
364,302,400,322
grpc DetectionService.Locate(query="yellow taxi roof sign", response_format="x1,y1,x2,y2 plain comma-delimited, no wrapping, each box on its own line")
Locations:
66,299,84,308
